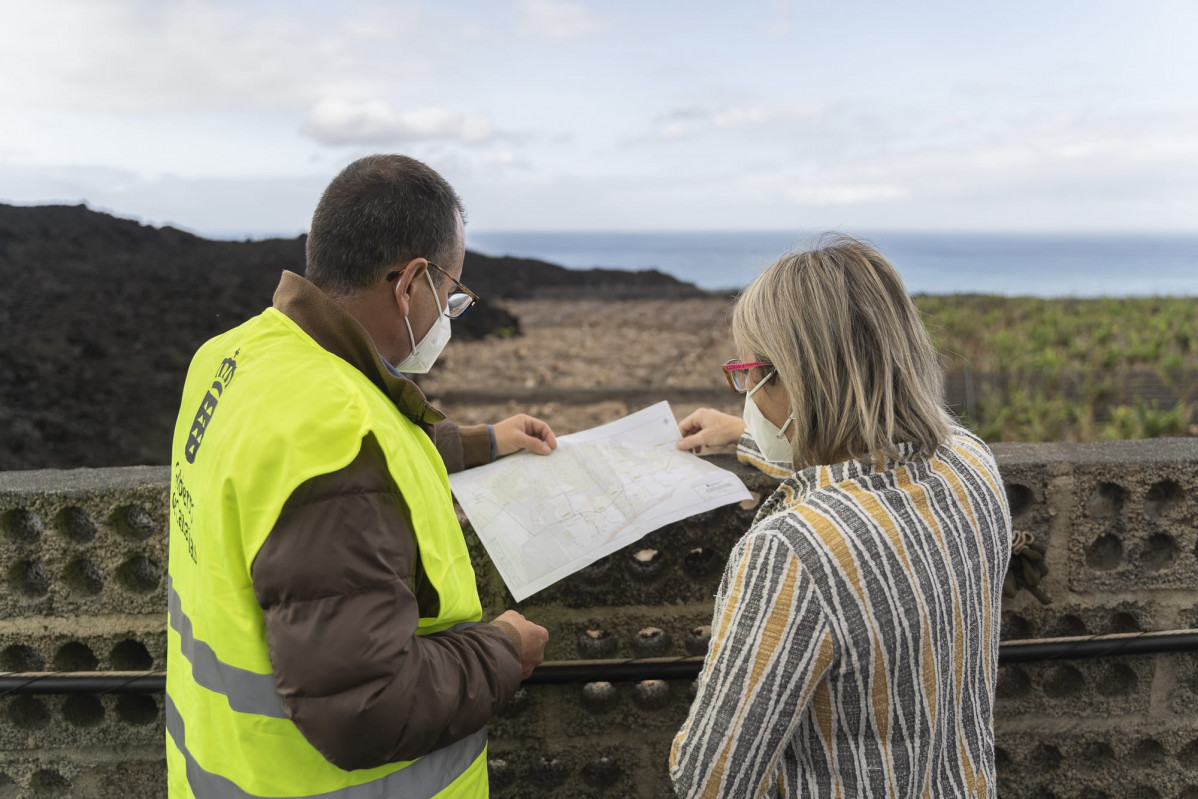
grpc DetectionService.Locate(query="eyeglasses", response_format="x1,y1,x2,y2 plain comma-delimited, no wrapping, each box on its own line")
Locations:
386,261,479,320
722,358,772,394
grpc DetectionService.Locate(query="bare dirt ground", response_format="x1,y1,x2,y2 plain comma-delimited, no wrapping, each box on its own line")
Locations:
423,298,748,437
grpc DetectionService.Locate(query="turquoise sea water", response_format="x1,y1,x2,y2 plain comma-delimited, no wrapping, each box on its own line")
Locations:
466,231,1198,296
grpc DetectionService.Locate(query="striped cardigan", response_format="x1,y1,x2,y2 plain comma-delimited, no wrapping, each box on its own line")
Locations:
670,427,1011,798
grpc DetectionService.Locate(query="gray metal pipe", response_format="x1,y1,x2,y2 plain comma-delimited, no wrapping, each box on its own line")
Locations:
3,629,1196,696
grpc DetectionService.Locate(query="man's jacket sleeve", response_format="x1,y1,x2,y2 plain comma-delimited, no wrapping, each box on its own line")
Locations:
251,434,522,771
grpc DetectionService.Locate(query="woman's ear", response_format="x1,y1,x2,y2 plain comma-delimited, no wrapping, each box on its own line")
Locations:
392,258,428,318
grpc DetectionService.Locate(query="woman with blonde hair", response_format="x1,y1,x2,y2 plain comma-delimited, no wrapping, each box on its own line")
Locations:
670,236,1011,798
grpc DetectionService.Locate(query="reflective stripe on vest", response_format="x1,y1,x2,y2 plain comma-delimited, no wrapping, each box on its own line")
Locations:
166,694,487,799
169,575,481,719
168,576,285,718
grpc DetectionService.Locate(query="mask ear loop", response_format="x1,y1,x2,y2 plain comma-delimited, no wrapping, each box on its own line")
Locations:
747,369,776,397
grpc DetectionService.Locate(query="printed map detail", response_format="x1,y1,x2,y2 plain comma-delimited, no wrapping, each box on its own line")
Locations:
449,402,752,600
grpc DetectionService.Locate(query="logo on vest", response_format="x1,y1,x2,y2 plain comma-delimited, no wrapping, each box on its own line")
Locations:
185,350,239,464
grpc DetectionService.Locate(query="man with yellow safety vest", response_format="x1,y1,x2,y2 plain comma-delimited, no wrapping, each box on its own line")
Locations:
166,154,552,798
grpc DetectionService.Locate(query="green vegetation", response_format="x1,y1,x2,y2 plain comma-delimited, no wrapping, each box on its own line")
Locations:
914,295,1198,443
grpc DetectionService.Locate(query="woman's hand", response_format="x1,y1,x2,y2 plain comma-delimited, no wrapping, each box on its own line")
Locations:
676,408,746,454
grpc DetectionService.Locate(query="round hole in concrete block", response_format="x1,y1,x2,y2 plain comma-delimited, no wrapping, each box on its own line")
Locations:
487,758,514,791
1178,739,1198,768
1086,482,1128,517
109,640,153,671
1047,614,1088,638
1109,612,1142,633
115,555,162,593
0,643,44,672
1176,787,1198,799
1078,740,1115,765
115,694,159,725
1005,483,1034,517
63,694,105,728
631,627,670,657
1026,743,1063,771
112,505,157,541
576,629,617,659
55,506,97,543
0,774,14,796
1001,612,1034,640
530,757,567,788
995,666,1032,700
63,559,106,596
632,679,671,710
685,625,711,656
993,746,1011,768
6,560,50,598
53,642,98,672
499,687,528,717
29,769,70,796
1139,533,1180,572
1028,787,1061,799
626,548,664,580
1085,533,1124,571
1098,663,1138,697
581,757,620,788
1129,738,1167,766
2,508,43,544
1128,786,1161,799
1145,479,1185,515
581,681,619,713
1079,791,1111,799
1041,663,1085,698
8,695,51,730
683,547,718,577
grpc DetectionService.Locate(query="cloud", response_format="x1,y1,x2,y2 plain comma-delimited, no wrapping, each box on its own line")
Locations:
784,184,907,206
302,99,494,146
0,1,425,113
518,0,606,41
654,103,831,140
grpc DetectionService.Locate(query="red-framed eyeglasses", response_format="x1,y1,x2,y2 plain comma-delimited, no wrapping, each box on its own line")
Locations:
722,358,771,394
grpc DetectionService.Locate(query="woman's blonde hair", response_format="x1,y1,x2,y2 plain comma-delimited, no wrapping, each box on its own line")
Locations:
732,234,952,468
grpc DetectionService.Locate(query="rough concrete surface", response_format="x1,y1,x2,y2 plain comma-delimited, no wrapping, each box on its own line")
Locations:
1,441,1197,797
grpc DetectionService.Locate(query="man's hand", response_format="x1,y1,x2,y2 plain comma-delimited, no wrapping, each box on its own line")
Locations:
493,414,558,457
493,610,549,679
677,408,746,454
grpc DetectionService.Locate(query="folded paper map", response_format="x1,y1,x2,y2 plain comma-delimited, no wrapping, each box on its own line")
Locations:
449,401,752,601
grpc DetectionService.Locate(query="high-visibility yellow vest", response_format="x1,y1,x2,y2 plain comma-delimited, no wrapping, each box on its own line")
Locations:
166,308,488,798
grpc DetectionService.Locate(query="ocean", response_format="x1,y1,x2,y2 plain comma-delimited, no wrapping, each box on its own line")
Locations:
465,231,1198,296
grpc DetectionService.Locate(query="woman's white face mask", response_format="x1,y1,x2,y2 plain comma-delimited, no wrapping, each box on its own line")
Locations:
389,270,452,375
742,370,795,464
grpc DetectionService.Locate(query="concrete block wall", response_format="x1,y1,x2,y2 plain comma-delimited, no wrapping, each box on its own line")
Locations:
0,467,168,798
1,440,1196,798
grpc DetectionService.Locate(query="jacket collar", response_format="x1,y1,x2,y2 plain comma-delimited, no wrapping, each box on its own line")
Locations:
271,270,446,427
753,439,925,525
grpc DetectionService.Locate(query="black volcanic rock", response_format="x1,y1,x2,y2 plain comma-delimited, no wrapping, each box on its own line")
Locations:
0,203,705,469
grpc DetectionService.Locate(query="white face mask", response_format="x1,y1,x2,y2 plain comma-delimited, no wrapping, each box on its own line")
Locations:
742,370,795,465
389,270,452,375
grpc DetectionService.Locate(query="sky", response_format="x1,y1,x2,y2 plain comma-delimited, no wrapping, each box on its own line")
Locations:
1,0,1196,237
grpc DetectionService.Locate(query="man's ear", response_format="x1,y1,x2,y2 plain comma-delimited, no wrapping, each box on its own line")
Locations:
392,258,428,317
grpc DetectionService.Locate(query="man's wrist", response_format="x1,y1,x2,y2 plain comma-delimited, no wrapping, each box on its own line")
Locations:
487,424,497,462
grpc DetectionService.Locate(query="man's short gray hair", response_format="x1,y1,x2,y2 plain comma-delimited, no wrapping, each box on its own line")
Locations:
305,155,465,295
